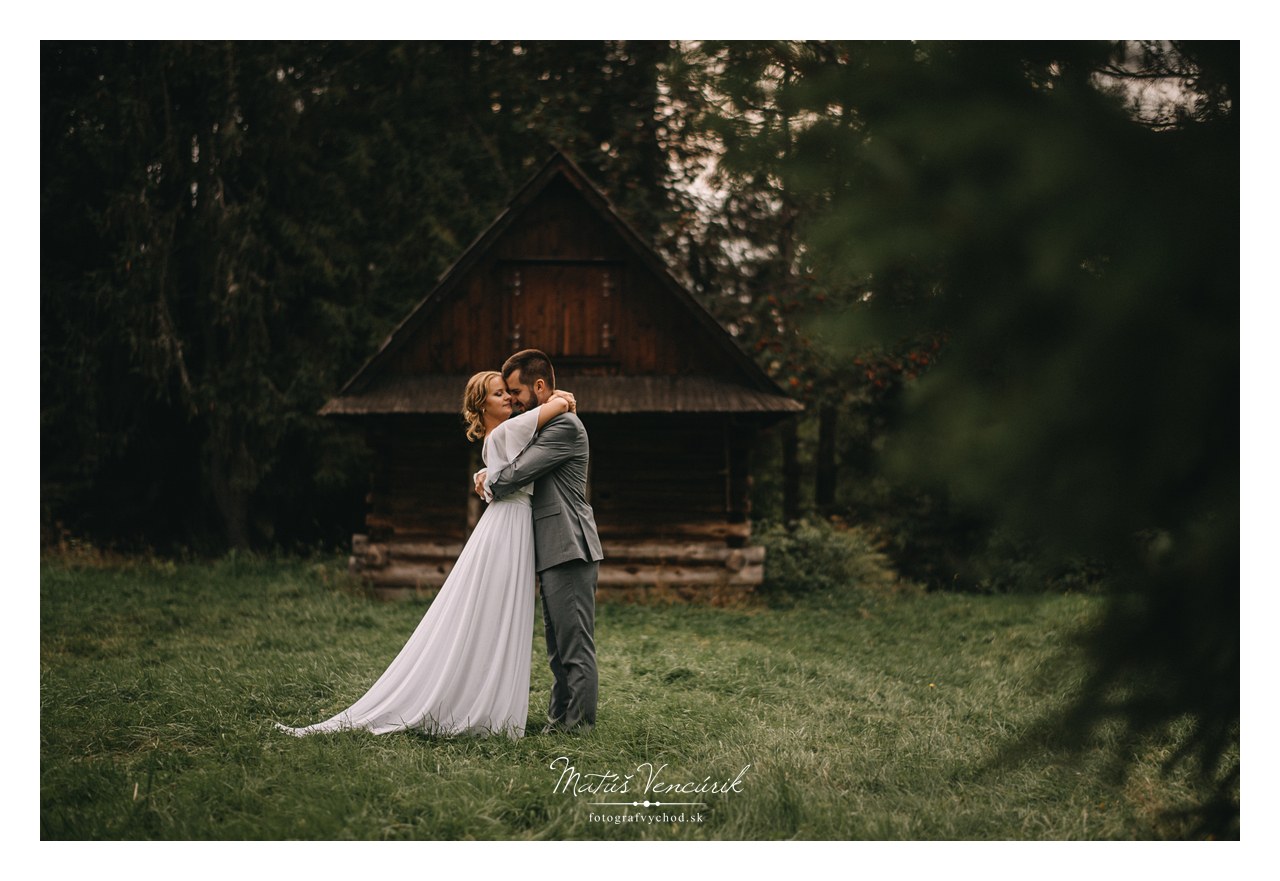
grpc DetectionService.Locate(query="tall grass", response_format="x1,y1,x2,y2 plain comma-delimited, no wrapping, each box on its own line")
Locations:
40,554,1216,839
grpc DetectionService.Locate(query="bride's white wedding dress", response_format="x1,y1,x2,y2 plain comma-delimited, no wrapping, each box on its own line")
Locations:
274,408,540,739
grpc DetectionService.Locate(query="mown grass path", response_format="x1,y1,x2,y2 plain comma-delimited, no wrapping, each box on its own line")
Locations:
41,558,1206,839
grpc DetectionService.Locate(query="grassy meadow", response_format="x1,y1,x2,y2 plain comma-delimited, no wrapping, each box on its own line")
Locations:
40,553,1216,840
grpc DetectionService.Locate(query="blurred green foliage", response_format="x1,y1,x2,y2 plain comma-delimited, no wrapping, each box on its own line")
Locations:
704,40,1238,837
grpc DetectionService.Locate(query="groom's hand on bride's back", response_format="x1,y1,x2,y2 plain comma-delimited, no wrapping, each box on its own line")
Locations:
474,469,487,499
552,389,576,413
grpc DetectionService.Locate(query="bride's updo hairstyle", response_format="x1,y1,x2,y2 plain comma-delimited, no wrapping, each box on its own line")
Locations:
462,370,502,442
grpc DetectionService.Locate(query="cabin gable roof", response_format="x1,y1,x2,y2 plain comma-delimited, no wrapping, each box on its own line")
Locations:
325,150,801,415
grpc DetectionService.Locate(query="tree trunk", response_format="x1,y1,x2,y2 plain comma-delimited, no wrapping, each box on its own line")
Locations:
208,441,253,551
815,405,837,513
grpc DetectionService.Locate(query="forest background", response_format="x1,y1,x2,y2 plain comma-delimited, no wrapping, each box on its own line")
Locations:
40,40,1239,836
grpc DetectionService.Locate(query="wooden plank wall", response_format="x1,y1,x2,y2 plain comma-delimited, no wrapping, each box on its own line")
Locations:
384,178,743,382
588,415,750,537
588,415,762,590
364,416,472,542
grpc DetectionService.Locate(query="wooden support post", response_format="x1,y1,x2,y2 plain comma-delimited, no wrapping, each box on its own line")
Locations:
782,417,800,522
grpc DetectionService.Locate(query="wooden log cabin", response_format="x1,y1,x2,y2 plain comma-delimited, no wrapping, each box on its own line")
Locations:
321,151,802,597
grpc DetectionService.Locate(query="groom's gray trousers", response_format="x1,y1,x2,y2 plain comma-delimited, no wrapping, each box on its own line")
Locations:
539,558,599,731
486,412,604,732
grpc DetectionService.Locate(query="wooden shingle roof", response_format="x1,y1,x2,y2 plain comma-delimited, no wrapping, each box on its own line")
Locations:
320,374,803,416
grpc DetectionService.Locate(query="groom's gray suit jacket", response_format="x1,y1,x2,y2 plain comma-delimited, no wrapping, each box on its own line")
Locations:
488,412,603,573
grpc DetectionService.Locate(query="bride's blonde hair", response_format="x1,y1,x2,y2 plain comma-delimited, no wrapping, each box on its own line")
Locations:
462,370,502,442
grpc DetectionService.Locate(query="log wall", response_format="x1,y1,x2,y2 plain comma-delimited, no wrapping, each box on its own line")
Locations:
349,414,765,595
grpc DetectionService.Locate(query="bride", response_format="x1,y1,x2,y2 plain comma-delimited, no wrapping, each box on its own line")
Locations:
275,371,575,739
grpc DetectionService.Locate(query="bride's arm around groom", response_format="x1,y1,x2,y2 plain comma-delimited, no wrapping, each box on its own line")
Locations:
486,402,583,501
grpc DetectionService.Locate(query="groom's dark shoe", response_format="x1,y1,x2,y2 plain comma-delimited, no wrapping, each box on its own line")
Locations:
540,720,594,736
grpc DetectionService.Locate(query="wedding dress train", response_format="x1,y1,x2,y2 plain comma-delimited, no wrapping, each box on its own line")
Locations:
274,408,540,739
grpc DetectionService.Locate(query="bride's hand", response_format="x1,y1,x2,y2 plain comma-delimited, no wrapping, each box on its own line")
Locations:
552,390,576,413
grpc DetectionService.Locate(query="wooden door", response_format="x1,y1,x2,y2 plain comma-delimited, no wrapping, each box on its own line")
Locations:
498,260,620,369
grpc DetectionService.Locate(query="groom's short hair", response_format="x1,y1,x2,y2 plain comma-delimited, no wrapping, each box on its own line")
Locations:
502,348,556,389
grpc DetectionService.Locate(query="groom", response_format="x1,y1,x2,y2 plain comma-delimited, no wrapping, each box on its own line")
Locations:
477,348,604,734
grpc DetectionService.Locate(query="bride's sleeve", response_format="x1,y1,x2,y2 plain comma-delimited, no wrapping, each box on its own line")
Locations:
481,408,541,502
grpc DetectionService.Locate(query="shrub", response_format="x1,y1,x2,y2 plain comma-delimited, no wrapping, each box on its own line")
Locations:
756,518,897,596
